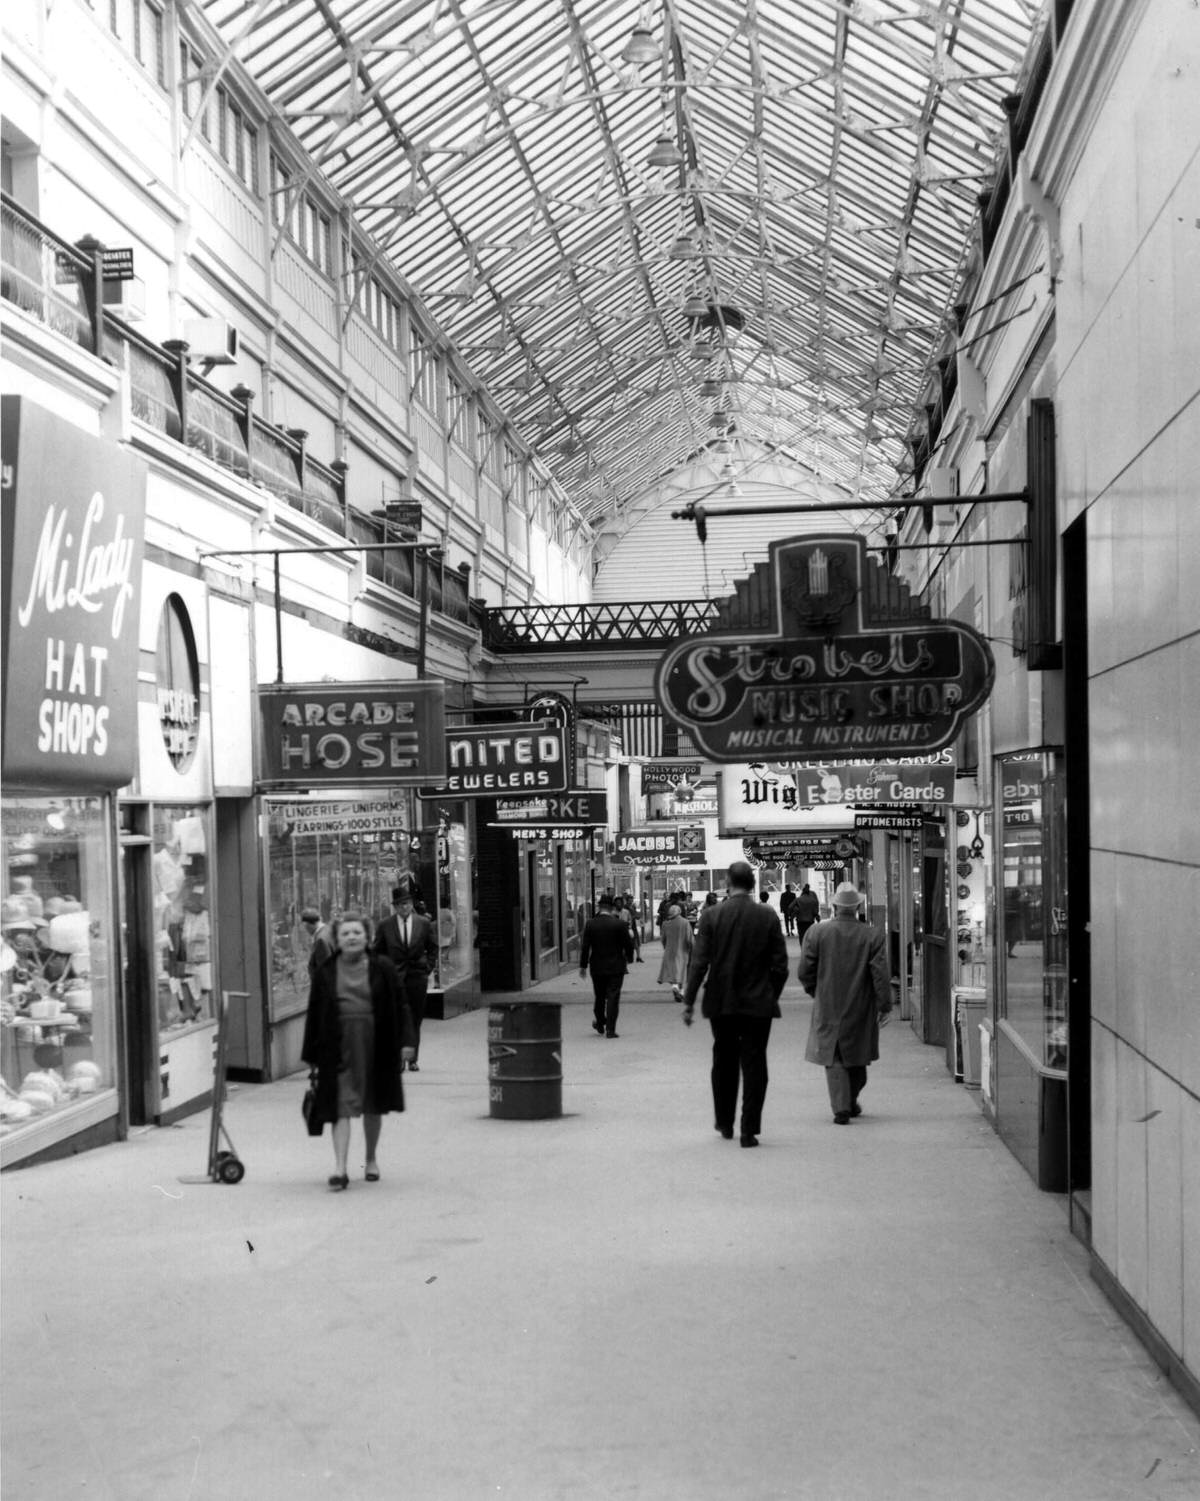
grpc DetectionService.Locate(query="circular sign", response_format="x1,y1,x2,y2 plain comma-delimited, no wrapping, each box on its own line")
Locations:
156,594,200,773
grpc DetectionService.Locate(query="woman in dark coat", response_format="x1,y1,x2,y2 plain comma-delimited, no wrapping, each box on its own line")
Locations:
301,911,415,1190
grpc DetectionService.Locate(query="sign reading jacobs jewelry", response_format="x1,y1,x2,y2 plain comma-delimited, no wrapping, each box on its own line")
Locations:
656,534,994,761
258,681,446,786
1,396,147,788
615,827,706,865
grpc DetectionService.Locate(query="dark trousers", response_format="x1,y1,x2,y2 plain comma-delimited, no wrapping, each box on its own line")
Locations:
825,1044,868,1115
405,974,429,1058
591,974,624,1034
709,1015,772,1136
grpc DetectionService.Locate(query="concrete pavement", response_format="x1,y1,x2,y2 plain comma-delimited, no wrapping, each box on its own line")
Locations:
3,942,1198,1500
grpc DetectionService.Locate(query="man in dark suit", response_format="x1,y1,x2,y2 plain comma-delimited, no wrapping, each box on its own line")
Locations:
373,882,438,1069
579,893,635,1038
682,861,790,1147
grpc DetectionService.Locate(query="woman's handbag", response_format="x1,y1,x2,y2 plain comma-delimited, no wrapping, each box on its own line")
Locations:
302,1071,323,1136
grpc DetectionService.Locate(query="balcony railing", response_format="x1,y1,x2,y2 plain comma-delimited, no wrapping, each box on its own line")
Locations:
2,191,470,629
482,600,720,653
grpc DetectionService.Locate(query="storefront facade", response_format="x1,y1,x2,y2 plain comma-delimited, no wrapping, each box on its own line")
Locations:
1,397,146,1164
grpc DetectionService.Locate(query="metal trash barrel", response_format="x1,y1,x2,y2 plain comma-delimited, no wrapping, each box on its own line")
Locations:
488,1002,562,1120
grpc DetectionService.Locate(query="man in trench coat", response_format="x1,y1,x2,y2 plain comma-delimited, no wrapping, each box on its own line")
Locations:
797,882,893,1124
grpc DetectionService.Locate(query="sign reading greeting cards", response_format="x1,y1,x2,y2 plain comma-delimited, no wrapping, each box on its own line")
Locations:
656,534,994,761
1,397,147,788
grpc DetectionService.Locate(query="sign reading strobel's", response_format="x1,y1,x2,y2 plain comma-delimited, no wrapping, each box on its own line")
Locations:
656,534,994,761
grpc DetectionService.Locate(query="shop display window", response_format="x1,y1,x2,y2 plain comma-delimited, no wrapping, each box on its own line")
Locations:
429,809,474,990
2,796,115,1133
264,793,418,1019
997,751,1068,1070
152,805,214,1032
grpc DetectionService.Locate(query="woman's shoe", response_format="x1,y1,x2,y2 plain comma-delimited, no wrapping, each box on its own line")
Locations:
328,1174,349,1190
365,1165,380,1182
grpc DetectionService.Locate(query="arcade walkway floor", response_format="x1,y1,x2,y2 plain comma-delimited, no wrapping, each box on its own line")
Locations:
4,946,1199,1501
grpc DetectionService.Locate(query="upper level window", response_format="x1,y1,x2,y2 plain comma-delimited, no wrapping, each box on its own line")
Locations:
179,40,210,138
104,0,167,87
409,328,440,415
215,84,259,194
447,372,474,448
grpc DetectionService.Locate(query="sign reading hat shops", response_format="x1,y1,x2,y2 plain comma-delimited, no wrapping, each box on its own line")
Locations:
258,681,446,786
655,534,994,761
1,397,147,788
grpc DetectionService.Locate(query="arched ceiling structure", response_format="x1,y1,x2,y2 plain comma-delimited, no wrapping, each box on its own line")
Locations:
195,0,1042,549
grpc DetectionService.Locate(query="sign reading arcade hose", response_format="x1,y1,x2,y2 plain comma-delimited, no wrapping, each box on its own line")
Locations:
655,534,994,762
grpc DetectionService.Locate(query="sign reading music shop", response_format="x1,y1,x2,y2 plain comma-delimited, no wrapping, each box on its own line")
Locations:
656,534,994,762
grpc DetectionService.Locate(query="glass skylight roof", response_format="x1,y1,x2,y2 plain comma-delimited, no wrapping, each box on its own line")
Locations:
195,0,1041,527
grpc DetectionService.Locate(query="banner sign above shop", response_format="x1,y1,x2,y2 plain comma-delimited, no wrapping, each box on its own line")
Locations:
656,535,994,761
420,719,567,797
763,751,956,807
258,681,446,786
1,397,148,789
271,797,412,835
717,766,856,837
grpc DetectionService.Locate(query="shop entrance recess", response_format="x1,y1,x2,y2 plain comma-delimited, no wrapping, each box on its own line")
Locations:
117,832,156,1126
886,832,923,1026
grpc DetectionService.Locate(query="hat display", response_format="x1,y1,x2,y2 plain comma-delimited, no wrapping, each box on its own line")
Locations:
832,883,864,908
2,899,37,931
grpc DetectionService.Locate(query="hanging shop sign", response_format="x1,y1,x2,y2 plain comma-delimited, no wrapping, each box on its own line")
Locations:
642,760,703,790
490,791,608,826
419,719,568,797
717,766,856,837
855,812,927,831
655,534,994,761
614,827,707,865
258,681,446,787
1,397,147,789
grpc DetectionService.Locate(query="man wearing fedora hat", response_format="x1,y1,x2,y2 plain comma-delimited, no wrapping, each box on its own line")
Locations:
373,879,438,1069
798,882,893,1124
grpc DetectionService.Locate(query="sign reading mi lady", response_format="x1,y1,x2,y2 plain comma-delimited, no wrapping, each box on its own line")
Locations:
656,534,994,762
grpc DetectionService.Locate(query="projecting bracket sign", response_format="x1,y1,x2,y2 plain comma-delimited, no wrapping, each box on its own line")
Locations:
655,534,994,762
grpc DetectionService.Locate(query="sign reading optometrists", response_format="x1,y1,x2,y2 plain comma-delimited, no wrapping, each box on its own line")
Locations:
1,397,147,788
655,534,994,761
258,681,446,786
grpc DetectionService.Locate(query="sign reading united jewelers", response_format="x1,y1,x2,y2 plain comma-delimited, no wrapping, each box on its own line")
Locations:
656,534,994,762
1,397,147,788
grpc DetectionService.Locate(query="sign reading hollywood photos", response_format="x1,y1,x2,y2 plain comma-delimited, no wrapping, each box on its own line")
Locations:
655,535,994,761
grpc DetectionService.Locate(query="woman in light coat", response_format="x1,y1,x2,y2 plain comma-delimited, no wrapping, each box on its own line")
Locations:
657,904,693,996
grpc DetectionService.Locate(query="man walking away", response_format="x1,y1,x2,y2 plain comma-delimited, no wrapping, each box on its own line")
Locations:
579,894,635,1038
797,883,893,1124
793,883,821,946
779,883,798,936
682,861,789,1147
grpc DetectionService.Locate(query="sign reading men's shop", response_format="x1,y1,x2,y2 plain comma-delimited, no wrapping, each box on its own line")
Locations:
258,681,446,786
656,535,994,761
1,397,147,788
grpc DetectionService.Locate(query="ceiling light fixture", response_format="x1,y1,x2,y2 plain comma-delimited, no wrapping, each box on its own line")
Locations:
681,292,709,318
647,134,683,169
622,24,660,66
669,231,700,259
